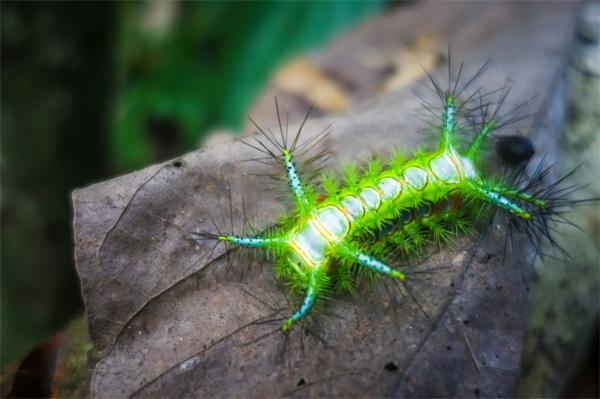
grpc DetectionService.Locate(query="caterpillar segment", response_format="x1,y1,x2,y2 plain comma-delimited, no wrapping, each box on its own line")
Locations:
218,97,541,332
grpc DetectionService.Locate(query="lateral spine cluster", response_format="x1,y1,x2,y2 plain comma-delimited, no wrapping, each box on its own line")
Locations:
213,86,554,332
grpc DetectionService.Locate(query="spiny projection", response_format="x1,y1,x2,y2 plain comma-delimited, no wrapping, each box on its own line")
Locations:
194,64,586,332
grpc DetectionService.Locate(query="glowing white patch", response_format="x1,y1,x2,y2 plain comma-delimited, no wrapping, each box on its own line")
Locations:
292,223,327,263
179,356,201,372
404,167,428,190
430,154,459,183
378,177,402,199
359,187,381,209
460,157,477,178
341,196,364,218
316,206,349,237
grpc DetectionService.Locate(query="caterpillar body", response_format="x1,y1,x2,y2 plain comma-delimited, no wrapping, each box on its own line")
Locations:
195,64,580,333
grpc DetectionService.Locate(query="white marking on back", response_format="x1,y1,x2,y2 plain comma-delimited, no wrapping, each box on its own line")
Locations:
404,167,428,190
378,177,403,199
359,187,381,209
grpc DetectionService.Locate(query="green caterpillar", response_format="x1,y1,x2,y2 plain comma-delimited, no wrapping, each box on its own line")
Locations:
195,65,574,333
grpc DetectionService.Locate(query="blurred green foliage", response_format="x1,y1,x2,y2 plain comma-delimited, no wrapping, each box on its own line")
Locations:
1,2,116,366
112,1,382,170
1,1,382,367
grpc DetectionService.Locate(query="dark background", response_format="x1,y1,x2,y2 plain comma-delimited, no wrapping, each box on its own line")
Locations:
1,0,382,367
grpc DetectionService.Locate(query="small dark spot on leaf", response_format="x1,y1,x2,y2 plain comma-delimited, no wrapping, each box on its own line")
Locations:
384,362,398,372
463,320,470,326
446,346,452,351
297,378,306,386
474,387,481,397
481,252,496,263
172,160,183,168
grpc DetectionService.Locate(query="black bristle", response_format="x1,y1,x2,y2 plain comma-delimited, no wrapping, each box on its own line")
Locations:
187,231,221,241
495,135,535,165
501,160,598,261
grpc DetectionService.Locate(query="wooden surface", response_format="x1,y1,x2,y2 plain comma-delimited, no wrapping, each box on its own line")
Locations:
72,2,577,397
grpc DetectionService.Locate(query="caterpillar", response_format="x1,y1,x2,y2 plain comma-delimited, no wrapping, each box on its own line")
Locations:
194,61,587,333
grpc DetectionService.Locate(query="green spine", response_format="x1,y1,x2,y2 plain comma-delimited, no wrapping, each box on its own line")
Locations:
216,94,549,332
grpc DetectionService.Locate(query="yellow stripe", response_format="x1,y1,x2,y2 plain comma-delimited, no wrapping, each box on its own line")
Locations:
289,239,315,266
309,218,338,244
372,187,384,204
314,205,352,238
447,151,465,179
332,204,352,222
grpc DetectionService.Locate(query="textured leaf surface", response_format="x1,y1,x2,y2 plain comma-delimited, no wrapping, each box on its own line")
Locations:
73,2,576,397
